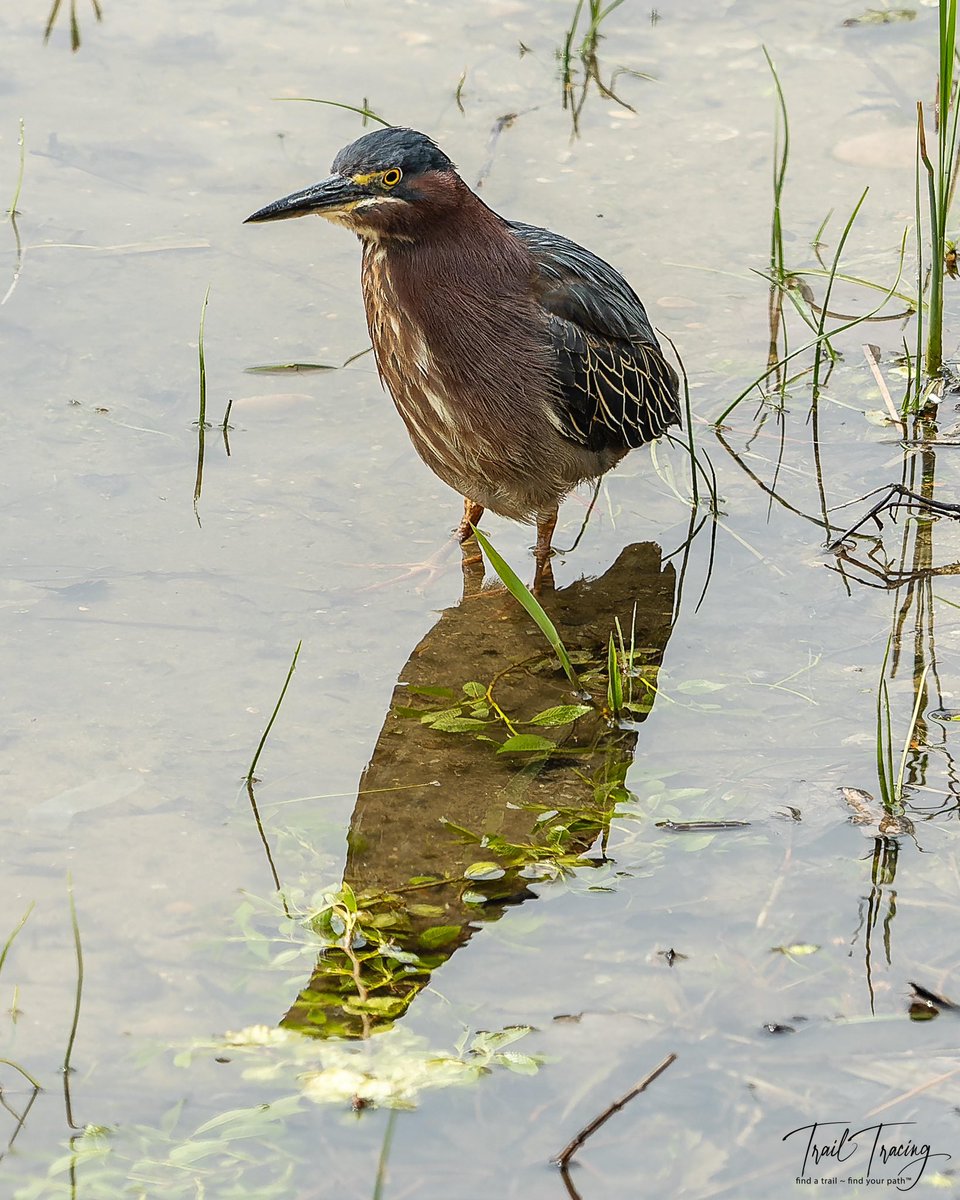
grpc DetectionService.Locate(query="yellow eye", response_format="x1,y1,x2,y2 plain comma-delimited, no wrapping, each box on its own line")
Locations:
382,168,402,188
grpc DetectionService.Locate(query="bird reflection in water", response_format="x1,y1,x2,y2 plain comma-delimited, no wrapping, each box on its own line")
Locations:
282,544,676,1039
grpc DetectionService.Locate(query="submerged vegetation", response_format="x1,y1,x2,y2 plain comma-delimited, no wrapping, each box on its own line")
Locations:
558,0,652,133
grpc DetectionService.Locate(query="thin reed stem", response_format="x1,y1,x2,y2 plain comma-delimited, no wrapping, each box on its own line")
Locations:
247,641,303,782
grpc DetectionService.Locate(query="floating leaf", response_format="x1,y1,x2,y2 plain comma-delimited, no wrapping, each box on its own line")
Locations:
497,1051,541,1075
381,944,422,965
864,408,896,426
470,1025,534,1053
419,925,462,949
364,912,401,929
464,862,506,881
497,734,556,754
772,943,820,957
529,704,593,726
424,712,490,733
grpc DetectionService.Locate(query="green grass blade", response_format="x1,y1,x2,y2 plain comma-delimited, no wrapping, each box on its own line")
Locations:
811,188,868,396
372,1110,399,1200
247,641,303,782
876,675,891,810
63,873,84,1129
918,103,942,373
763,47,789,282
0,902,34,981
471,526,580,688
876,636,895,809
197,285,210,428
715,223,905,426
278,98,391,127
606,634,623,718
8,118,25,218
895,665,929,806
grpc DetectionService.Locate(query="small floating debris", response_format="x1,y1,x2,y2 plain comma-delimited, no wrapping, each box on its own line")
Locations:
839,786,916,836
907,980,959,1021
655,819,750,832
244,362,337,374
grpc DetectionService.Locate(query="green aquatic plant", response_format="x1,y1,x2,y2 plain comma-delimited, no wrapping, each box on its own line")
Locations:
247,641,302,784
717,48,911,427
62,876,84,1131
278,97,390,127
876,636,930,811
558,0,649,132
811,188,869,395
916,0,959,379
765,48,789,294
715,228,908,426
398,677,593,758
842,7,916,25
192,287,212,520
179,1022,542,1109
7,118,25,219
43,0,102,52
0,902,33,983
194,286,211,431
471,526,581,688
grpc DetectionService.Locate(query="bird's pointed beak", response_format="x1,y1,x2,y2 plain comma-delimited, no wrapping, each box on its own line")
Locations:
244,174,366,224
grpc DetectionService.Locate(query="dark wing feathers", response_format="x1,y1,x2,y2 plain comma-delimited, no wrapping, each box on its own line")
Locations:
509,221,681,453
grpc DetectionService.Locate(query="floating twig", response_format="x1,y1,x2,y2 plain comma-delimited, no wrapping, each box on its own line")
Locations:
829,483,960,548
553,1052,677,1172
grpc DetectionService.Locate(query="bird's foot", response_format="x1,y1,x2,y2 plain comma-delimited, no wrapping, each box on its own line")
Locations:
355,544,456,592
354,536,488,593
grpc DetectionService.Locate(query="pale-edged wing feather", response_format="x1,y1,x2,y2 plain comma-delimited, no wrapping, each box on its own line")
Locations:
509,220,681,453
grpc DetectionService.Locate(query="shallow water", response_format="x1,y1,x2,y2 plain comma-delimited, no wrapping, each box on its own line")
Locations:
2,1,960,1196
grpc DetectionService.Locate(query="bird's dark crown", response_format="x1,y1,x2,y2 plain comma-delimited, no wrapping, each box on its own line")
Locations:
332,127,455,179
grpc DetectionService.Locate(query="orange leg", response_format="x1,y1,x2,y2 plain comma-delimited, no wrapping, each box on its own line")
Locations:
457,498,485,569
456,498,485,543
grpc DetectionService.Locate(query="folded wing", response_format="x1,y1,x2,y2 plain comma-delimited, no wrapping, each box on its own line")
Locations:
510,220,681,453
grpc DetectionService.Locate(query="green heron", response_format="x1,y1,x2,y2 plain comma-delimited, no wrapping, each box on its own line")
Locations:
246,127,680,582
